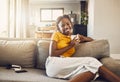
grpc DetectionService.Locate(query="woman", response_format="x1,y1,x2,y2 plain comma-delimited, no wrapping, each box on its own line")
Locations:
45,15,120,82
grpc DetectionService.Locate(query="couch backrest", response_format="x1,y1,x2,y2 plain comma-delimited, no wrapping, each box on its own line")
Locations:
0,38,39,68
0,38,110,69
36,39,110,69
36,40,50,69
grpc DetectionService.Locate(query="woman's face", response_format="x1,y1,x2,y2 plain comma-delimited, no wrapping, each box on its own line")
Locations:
58,18,72,36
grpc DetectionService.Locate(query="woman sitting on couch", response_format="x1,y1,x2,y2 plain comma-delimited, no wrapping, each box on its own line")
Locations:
45,15,120,82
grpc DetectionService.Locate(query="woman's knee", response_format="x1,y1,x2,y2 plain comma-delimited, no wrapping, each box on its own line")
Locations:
87,57,98,61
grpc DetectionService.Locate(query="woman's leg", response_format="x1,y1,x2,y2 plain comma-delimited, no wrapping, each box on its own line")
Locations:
69,71,95,82
98,66,120,82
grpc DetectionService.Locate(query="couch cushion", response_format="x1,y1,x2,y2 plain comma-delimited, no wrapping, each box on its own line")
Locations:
0,40,36,67
0,67,67,82
73,40,110,59
0,67,108,82
37,40,50,69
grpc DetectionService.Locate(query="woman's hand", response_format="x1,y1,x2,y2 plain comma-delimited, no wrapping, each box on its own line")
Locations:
77,34,94,42
70,36,80,45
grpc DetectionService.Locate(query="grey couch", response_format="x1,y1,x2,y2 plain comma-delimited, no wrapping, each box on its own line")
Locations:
0,38,120,82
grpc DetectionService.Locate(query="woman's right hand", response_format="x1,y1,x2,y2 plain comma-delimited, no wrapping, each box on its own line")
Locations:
70,37,80,46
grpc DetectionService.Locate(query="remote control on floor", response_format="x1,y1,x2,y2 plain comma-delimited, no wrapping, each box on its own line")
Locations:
15,69,27,73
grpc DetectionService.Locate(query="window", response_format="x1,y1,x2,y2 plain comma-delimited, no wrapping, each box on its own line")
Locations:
40,8,64,22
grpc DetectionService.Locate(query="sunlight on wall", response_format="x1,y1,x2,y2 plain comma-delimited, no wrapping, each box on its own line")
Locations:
0,0,8,37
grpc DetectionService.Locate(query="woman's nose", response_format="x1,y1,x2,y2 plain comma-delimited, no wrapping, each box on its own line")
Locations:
65,24,70,29
65,27,71,32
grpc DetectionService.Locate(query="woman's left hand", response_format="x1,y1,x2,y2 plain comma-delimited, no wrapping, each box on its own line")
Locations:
77,34,94,42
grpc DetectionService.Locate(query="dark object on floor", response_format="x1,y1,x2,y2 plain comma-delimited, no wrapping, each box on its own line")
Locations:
6,64,21,69
15,69,27,73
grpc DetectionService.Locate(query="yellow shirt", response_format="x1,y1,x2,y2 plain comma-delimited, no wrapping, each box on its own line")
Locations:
51,31,75,57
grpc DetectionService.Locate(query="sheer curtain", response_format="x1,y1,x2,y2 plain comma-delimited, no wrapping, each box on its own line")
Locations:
9,0,29,38
0,0,9,37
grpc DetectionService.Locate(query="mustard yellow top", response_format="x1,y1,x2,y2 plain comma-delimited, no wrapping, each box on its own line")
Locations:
51,31,75,57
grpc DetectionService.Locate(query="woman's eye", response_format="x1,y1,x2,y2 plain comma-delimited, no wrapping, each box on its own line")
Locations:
62,24,65,27
66,23,69,26
67,23,72,27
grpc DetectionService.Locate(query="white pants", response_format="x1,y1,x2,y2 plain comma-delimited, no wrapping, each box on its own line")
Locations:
45,56,103,79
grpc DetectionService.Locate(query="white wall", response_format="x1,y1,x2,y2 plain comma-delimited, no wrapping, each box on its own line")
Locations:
88,0,120,55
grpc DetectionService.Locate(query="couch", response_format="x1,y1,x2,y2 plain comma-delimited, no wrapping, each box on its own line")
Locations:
0,38,120,82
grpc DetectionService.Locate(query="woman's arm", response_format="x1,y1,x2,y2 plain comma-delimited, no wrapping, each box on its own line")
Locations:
78,34,94,43
49,40,76,57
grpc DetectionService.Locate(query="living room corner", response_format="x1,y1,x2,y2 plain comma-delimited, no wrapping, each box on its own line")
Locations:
88,0,120,60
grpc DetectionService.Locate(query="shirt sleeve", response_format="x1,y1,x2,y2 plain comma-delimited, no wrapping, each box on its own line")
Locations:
51,32,59,42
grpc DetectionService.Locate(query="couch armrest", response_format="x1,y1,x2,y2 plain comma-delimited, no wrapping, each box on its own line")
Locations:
100,57,120,76
73,40,110,59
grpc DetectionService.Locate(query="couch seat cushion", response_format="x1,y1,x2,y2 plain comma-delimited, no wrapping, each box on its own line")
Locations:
0,67,67,82
0,67,108,82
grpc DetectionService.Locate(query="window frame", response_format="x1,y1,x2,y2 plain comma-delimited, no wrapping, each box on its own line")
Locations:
40,8,64,22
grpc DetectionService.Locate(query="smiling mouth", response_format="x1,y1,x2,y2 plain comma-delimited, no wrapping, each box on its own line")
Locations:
65,31,71,35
